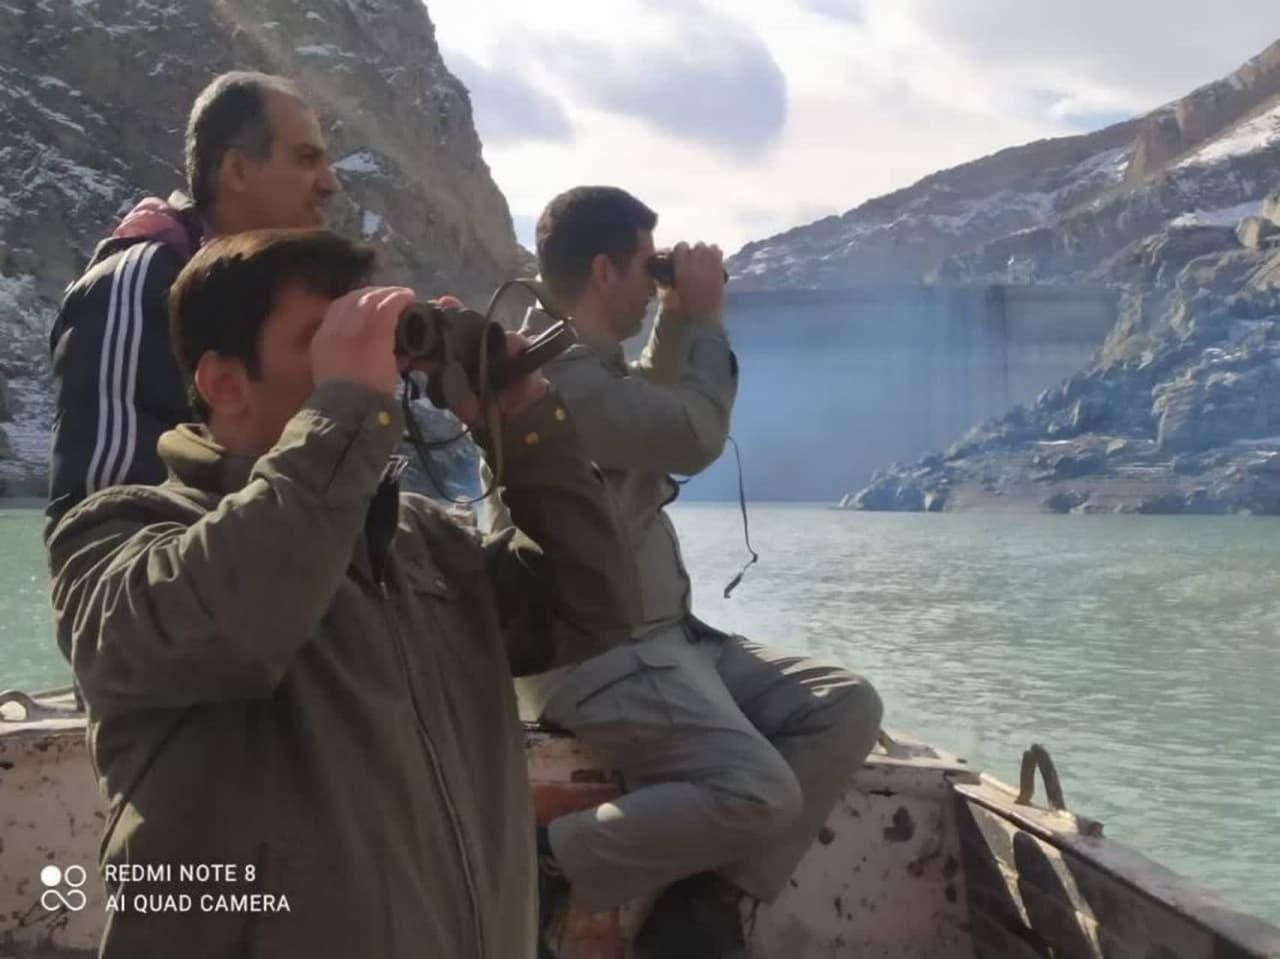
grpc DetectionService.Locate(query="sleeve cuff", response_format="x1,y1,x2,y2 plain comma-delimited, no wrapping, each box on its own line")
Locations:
259,381,404,505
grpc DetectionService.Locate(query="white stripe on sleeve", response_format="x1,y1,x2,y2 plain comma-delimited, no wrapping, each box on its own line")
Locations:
106,242,161,487
85,244,144,495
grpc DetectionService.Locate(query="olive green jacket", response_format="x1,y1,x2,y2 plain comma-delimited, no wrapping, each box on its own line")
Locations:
47,381,637,959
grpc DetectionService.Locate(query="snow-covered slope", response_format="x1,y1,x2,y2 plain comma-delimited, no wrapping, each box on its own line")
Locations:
728,38,1280,291
0,0,520,495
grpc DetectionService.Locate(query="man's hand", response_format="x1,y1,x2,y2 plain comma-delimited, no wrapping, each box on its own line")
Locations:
498,332,550,415
310,286,416,395
660,242,724,322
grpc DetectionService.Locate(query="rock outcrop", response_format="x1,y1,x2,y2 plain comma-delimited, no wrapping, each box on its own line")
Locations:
844,234,1280,514
728,39,1280,292
0,0,519,495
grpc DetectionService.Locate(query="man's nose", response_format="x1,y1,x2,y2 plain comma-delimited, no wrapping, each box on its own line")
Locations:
317,165,340,197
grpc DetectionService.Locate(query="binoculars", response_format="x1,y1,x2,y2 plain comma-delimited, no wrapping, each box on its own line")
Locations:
647,250,729,287
394,301,574,414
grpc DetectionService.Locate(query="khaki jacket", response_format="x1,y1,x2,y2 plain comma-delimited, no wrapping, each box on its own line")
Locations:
502,307,737,719
520,305,738,633
47,381,636,959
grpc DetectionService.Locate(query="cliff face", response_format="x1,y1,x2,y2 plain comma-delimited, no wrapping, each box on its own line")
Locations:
844,205,1280,515
1126,40,1280,183
727,39,1280,292
0,0,520,494
714,35,1280,513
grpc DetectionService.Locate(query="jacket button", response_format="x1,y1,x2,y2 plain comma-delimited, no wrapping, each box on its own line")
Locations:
554,407,567,422
524,431,540,445
376,410,392,427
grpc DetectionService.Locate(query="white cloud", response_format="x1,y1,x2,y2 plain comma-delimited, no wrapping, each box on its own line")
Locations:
427,0,1280,254
445,50,574,147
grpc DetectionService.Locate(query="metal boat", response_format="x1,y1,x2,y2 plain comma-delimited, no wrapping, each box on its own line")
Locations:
3,688,1278,957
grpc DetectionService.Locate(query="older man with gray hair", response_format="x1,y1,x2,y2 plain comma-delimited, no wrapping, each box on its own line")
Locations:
47,71,339,530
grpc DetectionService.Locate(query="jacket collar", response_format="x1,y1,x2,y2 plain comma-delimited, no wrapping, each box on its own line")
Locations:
157,424,256,497
109,191,205,262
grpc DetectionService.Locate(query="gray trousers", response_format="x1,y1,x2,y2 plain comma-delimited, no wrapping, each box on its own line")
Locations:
534,620,882,912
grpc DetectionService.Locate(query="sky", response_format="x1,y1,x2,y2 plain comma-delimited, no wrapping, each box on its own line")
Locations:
426,0,1280,255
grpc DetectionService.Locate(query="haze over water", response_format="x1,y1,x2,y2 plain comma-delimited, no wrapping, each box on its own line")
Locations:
3,504,1277,924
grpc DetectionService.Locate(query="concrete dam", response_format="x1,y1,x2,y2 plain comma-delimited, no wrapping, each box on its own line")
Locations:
679,285,1119,502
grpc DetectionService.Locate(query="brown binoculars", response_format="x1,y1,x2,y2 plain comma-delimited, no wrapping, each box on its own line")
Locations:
394,301,574,414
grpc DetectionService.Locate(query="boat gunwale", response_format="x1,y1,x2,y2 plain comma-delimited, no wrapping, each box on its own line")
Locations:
955,778,1280,956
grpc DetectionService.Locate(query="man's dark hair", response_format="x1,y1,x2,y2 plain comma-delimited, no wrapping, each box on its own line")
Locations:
169,229,375,419
185,72,303,211
535,186,658,307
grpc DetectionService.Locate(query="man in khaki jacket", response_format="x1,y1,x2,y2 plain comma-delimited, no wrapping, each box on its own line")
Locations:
512,187,884,956
47,228,636,959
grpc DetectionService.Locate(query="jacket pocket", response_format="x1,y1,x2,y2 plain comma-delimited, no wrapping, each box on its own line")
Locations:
401,551,464,599
548,640,684,737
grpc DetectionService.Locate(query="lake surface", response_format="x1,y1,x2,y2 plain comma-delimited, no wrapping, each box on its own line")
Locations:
3,503,1278,923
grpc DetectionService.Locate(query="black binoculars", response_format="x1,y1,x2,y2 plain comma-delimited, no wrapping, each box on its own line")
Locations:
395,301,574,413
647,250,730,287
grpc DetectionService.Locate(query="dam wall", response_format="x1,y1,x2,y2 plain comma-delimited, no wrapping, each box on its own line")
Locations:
680,285,1119,501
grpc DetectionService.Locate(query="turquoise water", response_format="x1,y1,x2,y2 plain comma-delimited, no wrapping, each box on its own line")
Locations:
0,509,64,691
3,504,1278,923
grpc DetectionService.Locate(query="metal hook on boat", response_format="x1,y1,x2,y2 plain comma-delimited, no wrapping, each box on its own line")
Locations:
0,690,46,721
1016,743,1067,811
0,686,82,721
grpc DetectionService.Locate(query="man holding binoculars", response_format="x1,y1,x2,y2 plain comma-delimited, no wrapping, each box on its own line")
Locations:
512,187,884,956
47,228,639,958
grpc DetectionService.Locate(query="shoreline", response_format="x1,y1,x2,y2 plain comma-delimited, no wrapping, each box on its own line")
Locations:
9,494,1280,517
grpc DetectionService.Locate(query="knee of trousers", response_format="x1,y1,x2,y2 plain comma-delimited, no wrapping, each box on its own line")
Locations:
835,677,885,744
807,666,884,748
705,757,804,842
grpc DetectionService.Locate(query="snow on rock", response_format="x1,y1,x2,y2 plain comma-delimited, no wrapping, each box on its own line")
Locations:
727,38,1280,290
1171,200,1264,228
729,132,1140,289
0,272,54,489
0,0,522,493
333,149,385,175
1177,103,1280,169
294,43,347,58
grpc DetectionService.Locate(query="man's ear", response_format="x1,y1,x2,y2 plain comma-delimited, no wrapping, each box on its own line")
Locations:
589,252,615,290
216,147,251,198
193,352,250,419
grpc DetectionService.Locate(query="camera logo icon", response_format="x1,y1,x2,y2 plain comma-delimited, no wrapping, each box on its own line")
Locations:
40,864,88,912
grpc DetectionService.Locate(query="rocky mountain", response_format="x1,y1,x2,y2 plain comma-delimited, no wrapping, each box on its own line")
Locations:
0,0,520,496
719,34,1280,514
843,200,1280,515
728,39,1280,290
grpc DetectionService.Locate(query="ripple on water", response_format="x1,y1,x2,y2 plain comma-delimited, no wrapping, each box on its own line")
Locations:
1,504,1277,922
669,504,1280,923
